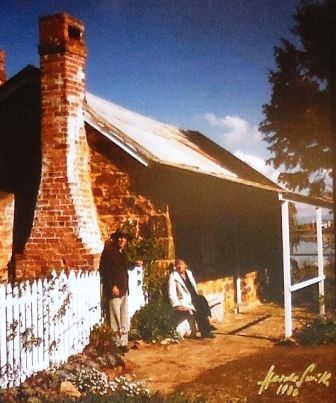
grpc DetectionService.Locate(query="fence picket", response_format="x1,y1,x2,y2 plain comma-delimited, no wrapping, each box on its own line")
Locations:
0,283,7,386
31,280,39,373
42,278,49,366
12,284,21,386
19,281,29,382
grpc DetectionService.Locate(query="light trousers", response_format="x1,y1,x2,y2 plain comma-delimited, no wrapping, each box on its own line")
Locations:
109,294,129,347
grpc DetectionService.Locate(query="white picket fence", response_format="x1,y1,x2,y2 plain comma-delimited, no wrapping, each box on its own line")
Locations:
0,270,102,388
0,267,146,389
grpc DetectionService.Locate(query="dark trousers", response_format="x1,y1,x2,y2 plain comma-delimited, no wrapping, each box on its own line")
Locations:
192,295,212,336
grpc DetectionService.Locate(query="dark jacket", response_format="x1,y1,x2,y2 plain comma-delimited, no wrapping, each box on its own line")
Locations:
99,240,129,300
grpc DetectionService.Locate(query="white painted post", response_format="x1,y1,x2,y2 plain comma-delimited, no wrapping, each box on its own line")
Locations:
236,277,242,304
128,265,145,321
316,207,325,315
281,198,292,338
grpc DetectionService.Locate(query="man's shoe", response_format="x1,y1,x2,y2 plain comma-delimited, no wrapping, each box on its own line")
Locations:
201,333,216,339
120,345,130,353
206,333,216,339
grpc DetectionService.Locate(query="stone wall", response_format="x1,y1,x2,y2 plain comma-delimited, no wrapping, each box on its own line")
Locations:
0,192,14,281
239,271,260,305
196,270,261,314
89,146,175,260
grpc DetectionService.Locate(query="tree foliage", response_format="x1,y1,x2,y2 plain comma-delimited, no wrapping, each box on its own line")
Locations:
260,0,335,196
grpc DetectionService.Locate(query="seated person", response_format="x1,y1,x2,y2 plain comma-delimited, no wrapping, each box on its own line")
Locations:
168,258,215,339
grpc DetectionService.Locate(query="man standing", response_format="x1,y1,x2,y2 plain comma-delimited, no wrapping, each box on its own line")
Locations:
99,230,141,352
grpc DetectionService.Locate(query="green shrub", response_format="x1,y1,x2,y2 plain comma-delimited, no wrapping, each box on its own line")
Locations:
294,315,336,345
83,322,125,365
131,300,180,343
125,232,168,303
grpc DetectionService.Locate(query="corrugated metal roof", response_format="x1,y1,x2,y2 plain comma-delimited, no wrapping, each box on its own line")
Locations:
84,92,333,210
84,92,237,179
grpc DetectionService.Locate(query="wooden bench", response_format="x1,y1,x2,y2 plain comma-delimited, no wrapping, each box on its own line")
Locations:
204,293,225,322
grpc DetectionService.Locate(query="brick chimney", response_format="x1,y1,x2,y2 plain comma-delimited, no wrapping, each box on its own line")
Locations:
16,14,103,277
0,50,7,85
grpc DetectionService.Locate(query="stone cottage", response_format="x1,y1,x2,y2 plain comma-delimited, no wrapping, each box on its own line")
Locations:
2,13,329,309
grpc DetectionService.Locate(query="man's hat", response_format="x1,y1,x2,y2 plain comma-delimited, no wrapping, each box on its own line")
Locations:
110,230,133,242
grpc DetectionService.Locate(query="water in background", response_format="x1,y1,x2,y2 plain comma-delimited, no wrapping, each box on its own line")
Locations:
291,236,334,267
290,236,334,309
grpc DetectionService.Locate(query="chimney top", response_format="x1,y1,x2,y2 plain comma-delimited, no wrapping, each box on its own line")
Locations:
0,49,7,85
38,13,87,58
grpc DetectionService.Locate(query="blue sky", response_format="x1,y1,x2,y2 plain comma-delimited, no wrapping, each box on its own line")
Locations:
1,0,300,183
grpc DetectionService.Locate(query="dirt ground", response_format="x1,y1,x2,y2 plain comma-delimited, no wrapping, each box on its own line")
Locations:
126,304,336,402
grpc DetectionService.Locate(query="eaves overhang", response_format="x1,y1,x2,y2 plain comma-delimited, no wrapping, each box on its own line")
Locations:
279,192,333,210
